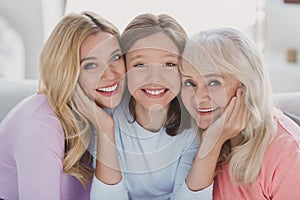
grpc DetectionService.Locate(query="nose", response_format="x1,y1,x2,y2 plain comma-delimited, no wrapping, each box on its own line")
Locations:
147,64,163,82
100,65,117,81
193,85,211,105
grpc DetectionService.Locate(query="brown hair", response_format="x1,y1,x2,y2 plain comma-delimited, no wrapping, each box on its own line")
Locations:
121,13,188,136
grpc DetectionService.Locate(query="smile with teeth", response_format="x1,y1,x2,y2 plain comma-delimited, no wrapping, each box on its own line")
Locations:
143,89,167,96
197,107,218,113
97,83,118,92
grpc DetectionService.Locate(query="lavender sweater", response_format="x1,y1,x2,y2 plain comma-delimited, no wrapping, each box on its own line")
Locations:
0,94,90,200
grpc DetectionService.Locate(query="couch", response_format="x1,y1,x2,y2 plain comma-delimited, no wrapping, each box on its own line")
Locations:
0,78,299,125
0,78,38,121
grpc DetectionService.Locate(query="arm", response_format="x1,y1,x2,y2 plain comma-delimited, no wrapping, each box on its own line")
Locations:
186,88,247,191
15,113,65,200
74,85,128,199
170,134,213,200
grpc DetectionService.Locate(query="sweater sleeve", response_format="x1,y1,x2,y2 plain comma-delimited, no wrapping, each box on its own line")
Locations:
90,176,129,200
14,113,65,200
171,134,213,200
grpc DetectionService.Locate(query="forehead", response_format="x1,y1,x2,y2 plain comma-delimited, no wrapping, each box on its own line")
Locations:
181,64,236,81
80,32,118,59
128,32,179,55
181,61,222,78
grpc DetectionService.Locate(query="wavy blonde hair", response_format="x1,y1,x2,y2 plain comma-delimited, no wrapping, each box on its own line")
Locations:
181,28,277,184
38,11,119,186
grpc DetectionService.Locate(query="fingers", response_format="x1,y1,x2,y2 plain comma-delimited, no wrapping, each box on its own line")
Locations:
74,84,89,114
227,87,248,134
195,87,249,159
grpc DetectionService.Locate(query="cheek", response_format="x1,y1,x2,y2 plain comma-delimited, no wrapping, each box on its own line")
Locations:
181,89,194,111
78,74,96,98
224,86,238,106
209,89,228,107
115,60,126,76
168,73,181,94
126,70,145,94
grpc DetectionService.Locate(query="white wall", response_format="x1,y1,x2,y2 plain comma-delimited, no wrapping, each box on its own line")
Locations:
265,0,300,52
0,0,64,79
66,0,256,35
0,0,44,79
263,0,300,92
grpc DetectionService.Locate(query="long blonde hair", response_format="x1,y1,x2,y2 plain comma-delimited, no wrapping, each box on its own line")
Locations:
181,28,277,184
38,11,119,186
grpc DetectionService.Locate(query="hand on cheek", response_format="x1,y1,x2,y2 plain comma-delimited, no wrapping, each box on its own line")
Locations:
198,88,248,159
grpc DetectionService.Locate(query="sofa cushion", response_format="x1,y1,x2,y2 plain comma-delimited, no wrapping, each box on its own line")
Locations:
0,79,38,121
274,92,300,116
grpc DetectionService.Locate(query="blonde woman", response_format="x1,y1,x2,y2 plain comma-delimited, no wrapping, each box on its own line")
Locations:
180,28,300,199
0,11,126,199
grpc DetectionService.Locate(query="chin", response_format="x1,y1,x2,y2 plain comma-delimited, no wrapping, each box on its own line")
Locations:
196,119,211,130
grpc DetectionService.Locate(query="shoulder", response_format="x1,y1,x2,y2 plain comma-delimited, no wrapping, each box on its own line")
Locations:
258,110,300,197
2,94,64,150
172,127,200,151
4,94,61,130
262,109,300,170
272,109,300,151
179,126,200,142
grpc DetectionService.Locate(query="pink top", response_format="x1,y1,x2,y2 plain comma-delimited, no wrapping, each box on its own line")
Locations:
213,109,300,199
0,94,91,200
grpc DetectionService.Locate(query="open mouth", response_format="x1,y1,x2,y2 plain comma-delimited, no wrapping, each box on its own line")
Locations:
197,107,218,113
96,82,119,96
142,88,168,97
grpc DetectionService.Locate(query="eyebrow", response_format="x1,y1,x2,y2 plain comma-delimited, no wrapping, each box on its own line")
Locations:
80,48,122,64
128,53,178,63
182,73,223,78
80,57,97,65
110,48,122,56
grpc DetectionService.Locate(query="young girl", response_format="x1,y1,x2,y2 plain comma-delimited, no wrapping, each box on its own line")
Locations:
180,28,300,199
0,11,126,199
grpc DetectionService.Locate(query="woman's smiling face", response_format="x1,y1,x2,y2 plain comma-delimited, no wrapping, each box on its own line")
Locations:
181,65,240,129
78,32,126,108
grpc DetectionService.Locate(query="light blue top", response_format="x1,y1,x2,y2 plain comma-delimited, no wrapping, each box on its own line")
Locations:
90,94,212,200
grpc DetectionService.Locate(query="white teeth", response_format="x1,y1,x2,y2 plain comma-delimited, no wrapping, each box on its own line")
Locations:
97,83,118,92
197,107,218,112
145,89,165,95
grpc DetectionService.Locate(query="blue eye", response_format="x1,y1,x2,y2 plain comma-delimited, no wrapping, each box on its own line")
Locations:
133,63,147,68
83,63,97,69
183,80,196,87
208,80,221,86
111,54,122,62
163,63,177,67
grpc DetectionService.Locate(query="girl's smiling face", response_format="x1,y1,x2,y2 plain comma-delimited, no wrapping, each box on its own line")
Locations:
125,32,181,111
181,65,241,129
78,32,126,108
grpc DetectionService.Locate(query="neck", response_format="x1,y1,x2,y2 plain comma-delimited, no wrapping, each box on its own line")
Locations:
135,103,169,132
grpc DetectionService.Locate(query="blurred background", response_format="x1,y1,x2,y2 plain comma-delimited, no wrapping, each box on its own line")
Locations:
0,0,299,92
